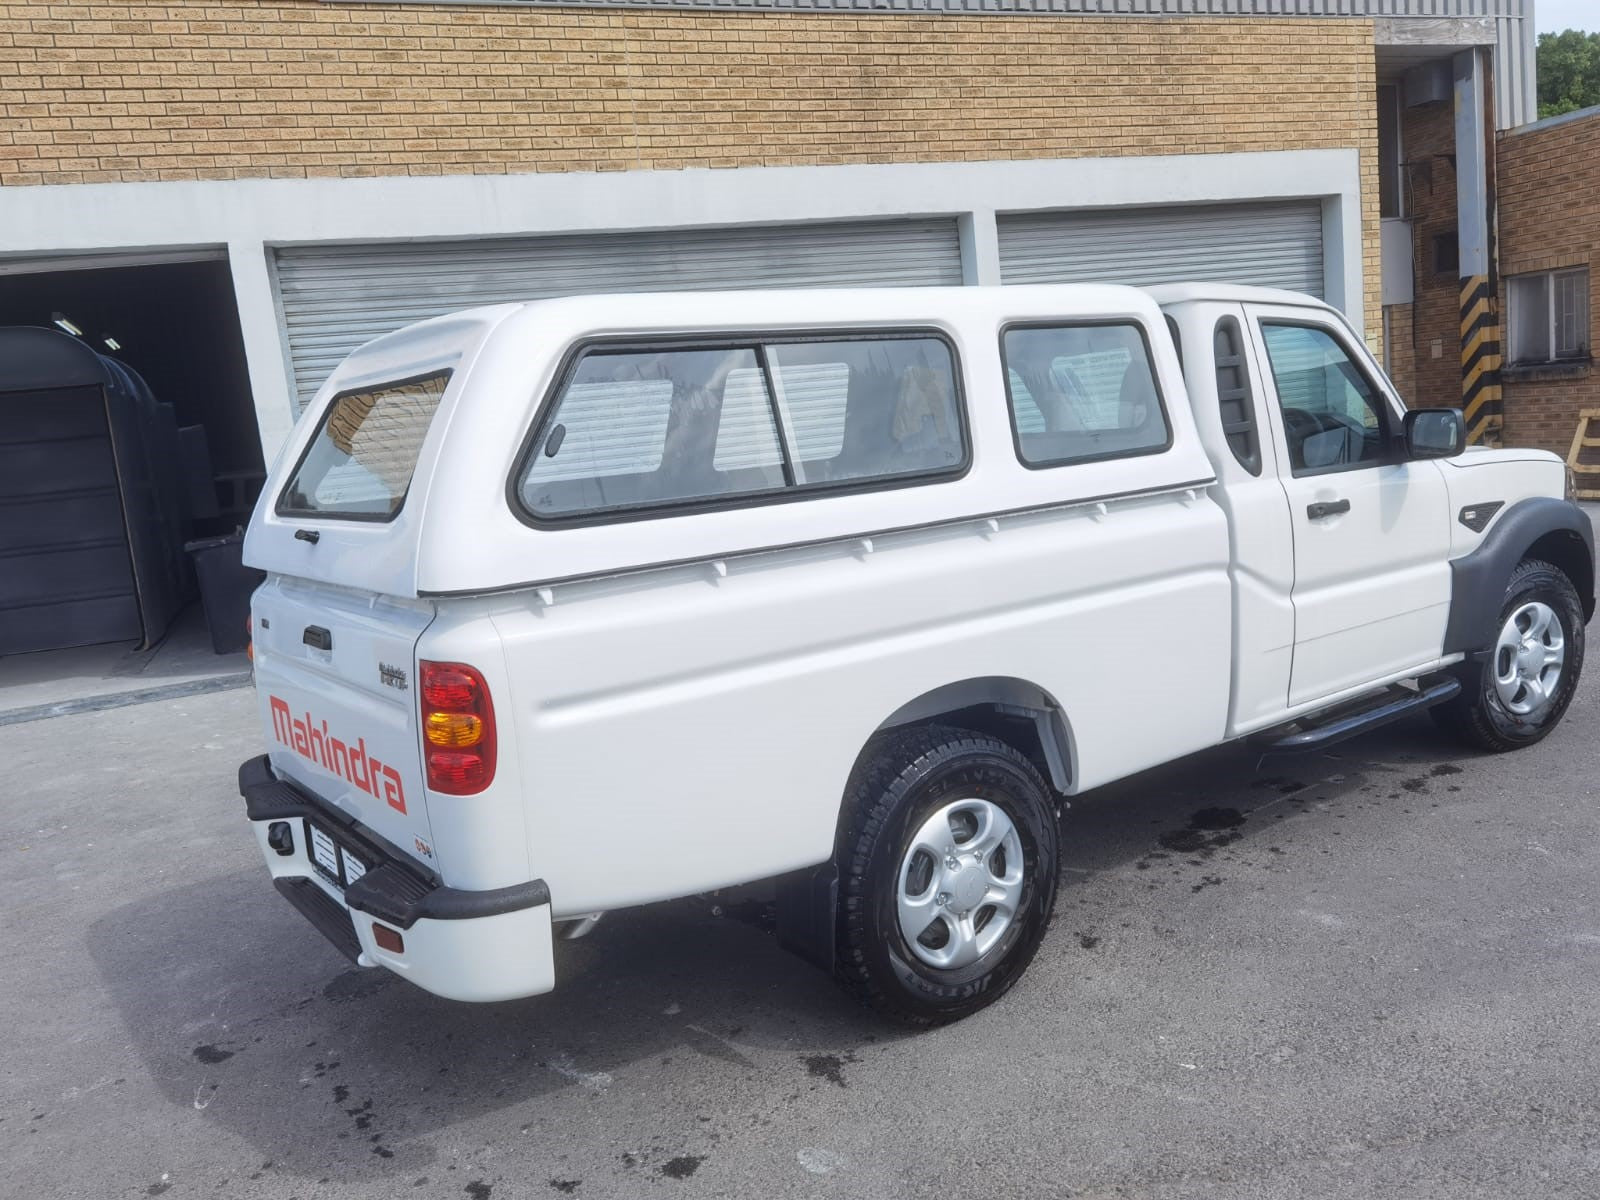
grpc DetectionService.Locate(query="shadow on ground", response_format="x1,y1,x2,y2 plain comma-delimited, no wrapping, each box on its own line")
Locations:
86,865,899,1182
85,714,1479,1186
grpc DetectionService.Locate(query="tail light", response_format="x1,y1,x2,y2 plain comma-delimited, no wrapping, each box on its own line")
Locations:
420,661,496,794
245,615,253,662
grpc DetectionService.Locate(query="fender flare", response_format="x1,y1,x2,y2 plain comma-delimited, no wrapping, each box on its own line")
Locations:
869,676,1075,794
1443,496,1596,655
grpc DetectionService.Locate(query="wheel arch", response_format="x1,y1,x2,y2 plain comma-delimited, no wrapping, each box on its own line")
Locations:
867,676,1076,797
1444,497,1596,655
1526,528,1596,621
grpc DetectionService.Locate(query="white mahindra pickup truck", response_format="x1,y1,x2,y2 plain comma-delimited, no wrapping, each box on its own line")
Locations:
239,282,1593,1025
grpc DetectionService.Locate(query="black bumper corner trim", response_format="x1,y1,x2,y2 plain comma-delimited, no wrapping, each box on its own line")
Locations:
346,870,551,930
240,755,551,932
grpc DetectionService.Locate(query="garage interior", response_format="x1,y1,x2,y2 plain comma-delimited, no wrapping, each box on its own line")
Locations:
0,253,264,692
0,254,264,518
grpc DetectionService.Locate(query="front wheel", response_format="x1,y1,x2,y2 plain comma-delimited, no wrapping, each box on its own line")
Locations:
834,725,1060,1026
1432,558,1586,752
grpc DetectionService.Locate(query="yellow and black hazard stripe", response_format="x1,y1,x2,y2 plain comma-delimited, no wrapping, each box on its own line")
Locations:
1460,275,1504,445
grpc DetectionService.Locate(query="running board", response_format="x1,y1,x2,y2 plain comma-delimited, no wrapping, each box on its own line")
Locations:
1250,678,1462,753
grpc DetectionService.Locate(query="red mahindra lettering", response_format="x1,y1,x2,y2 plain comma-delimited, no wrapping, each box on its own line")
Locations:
269,694,407,814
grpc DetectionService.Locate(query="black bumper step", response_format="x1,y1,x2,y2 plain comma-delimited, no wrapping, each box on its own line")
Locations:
240,755,551,931
1251,677,1462,753
275,876,362,963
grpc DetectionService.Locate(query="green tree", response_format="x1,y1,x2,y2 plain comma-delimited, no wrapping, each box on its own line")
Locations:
1538,30,1600,120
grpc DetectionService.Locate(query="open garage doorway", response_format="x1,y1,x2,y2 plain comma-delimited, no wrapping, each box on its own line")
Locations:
0,252,264,526
0,250,264,708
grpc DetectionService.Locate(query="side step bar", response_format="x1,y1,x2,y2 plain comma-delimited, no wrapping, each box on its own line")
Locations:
1251,677,1462,753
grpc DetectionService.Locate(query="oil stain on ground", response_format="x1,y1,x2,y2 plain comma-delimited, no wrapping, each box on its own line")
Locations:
802,1052,859,1088
1155,807,1246,859
659,1156,704,1179
191,1044,233,1065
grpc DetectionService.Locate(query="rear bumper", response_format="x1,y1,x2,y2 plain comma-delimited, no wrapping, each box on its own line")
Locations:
238,755,555,1002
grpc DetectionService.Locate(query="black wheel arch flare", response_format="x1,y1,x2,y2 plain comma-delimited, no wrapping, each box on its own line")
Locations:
1444,497,1596,656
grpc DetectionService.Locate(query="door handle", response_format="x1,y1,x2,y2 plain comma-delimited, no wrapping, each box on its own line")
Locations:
302,625,333,651
1307,499,1351,520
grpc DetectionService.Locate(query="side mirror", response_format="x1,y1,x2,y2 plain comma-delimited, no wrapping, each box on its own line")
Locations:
1404,408,1466,459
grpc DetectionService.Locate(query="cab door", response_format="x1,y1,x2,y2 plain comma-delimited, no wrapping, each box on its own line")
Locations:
1244,305,1452,708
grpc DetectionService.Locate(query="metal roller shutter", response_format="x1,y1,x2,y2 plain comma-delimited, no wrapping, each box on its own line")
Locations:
273,219,963,412
997,201,1325,297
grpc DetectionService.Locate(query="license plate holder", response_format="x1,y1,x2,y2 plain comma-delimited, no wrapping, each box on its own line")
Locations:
304,819,370,889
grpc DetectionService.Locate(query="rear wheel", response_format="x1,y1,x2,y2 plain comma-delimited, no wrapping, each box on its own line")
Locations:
1432,559,1585,752
834,725,1059,1026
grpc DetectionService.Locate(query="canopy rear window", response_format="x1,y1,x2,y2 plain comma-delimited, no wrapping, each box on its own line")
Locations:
278,371,451,521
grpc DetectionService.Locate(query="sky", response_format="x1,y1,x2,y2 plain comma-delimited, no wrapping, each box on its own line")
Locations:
1537,0,1600,35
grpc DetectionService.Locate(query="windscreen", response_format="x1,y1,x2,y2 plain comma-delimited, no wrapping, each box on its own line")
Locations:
278,372,451,520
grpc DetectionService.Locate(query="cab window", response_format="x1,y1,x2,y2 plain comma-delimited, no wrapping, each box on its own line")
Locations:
1259,323,1389,475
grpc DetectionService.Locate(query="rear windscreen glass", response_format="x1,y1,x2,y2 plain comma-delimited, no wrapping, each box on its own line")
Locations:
277,372,451,520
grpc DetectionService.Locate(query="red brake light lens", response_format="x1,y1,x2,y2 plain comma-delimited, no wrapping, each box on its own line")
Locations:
422,665,477,710
419,660,496,795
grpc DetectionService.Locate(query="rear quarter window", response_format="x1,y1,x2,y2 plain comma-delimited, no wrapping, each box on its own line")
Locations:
1002,323,1170,468
277,372,450,521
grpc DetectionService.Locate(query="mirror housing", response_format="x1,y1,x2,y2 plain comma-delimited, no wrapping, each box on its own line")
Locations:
1404,408,1466,459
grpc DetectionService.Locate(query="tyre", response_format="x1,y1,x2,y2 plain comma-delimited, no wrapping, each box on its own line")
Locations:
1432,558,1586,752
835,725,1060,1026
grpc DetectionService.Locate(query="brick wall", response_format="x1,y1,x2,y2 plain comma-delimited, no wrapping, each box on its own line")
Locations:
1385,300,1416,398
1497,109,1600,459
0,4,1383,328
0,6,1378,183
1383,98,1462,411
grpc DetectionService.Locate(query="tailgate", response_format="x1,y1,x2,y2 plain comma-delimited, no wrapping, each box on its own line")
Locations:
251,575,439,870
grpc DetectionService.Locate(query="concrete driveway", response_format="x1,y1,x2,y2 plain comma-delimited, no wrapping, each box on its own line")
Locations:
4,648,1600,1198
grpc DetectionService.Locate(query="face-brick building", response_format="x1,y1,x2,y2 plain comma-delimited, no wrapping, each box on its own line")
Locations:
1493,105,1600,479
0,0,1544,508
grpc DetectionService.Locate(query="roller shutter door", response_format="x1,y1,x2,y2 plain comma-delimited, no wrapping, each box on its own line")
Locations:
274,219,964,412
997,201,1325,297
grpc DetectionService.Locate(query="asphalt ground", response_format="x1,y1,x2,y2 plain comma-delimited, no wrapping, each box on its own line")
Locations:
4,652,1600,1199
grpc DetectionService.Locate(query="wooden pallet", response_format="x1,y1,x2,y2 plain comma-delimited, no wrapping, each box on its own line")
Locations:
1568,409,1600,500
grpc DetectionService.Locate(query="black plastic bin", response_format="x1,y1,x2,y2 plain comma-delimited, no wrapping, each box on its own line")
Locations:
185,532,266,655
